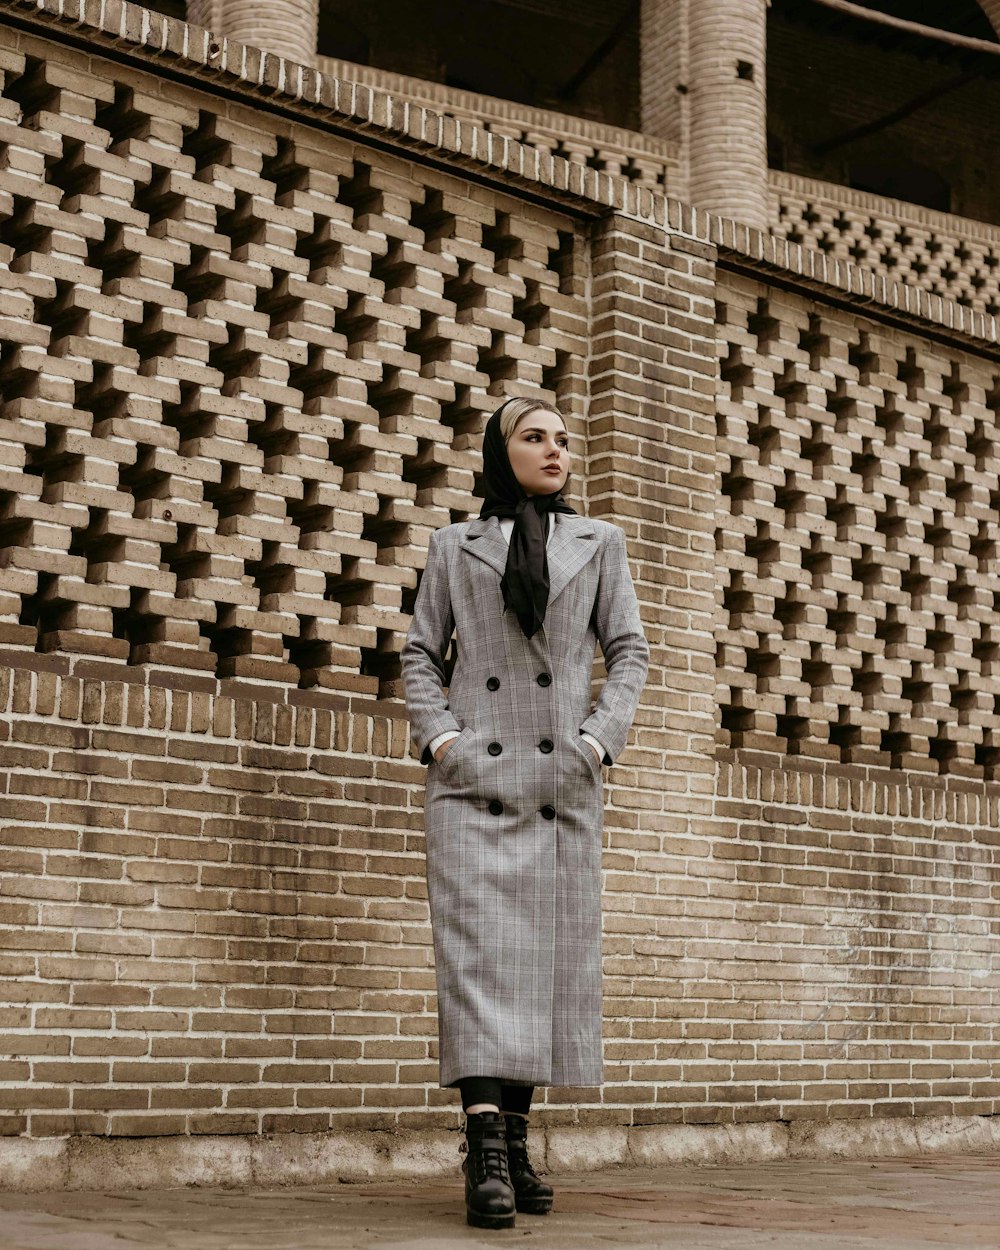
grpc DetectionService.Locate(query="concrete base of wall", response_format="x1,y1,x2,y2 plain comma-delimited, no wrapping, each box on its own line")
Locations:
2,1115,999,1192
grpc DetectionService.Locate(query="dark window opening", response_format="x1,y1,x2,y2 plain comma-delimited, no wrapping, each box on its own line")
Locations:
144,1,186,20
316,0,641,130
850,158,951,212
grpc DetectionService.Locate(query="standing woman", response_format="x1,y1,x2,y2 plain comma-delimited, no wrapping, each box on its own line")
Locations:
400,398,649,1230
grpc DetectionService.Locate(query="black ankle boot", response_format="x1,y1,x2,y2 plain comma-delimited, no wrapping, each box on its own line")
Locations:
503,1112,553,1215
461,1111,516,1229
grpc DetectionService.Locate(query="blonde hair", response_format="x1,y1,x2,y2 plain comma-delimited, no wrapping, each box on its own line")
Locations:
499,398,565,443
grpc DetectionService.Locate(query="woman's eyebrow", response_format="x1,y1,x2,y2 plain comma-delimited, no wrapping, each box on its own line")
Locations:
520,427,568,435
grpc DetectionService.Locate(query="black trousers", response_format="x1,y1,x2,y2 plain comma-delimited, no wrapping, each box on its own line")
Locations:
454,1077,533,1114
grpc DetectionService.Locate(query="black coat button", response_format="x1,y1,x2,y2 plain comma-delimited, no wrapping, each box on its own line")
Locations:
486,677,500,691
488,800,504,816
540,804,556,820
487,741,502,756
538,739,553,753
536,672,551,687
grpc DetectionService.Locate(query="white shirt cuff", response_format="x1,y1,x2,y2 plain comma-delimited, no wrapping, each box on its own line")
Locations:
580,731,606,763
431,729,604,762
428,730,460,757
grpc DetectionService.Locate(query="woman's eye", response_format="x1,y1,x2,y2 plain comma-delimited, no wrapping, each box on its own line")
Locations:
525,433,568,446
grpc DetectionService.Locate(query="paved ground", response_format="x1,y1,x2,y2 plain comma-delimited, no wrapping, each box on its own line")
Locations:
0,1152,998,1249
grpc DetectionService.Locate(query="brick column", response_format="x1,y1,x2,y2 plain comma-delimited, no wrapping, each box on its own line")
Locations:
686,0,768,228
640,0,688,145
979,1,1000,36
209,0,319,65
585,215,720,990
186,0,223,35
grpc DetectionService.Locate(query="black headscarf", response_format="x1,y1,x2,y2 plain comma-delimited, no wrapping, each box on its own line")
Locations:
479,400,577,638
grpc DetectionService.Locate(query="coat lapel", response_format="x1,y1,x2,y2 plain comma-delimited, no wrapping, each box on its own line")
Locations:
546,514,599,604
458,516,509,578
459,513,599,606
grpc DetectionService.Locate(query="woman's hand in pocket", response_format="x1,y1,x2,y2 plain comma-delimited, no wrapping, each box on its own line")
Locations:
579,732,604,765
434,737,457,763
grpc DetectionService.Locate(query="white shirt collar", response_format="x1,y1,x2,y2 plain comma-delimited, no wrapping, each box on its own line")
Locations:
498,513,555,545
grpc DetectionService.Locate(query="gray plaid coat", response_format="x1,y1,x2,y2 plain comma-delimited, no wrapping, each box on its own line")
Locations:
400,512,649,1088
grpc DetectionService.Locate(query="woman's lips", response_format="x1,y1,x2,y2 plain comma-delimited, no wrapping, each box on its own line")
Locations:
542,467,562,474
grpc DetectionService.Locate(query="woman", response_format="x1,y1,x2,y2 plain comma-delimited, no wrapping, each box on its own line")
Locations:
400,397,649,1230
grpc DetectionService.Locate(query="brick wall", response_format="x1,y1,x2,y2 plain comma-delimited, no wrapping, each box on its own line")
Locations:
1,667,432,1138
712,753,1000,1122
0,1,998,1168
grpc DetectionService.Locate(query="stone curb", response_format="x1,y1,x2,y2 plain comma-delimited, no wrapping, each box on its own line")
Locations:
1,1114,999,1192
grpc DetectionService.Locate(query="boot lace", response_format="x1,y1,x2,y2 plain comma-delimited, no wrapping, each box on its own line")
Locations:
460,1127,511,1186
508,1138,539,1179
503,1114,540,1178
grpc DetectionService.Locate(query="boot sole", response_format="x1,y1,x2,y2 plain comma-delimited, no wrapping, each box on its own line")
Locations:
515,1198,553,1215
467,1210,516,1229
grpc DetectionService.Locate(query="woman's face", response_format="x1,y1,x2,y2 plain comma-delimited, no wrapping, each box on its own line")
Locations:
506,409,570,497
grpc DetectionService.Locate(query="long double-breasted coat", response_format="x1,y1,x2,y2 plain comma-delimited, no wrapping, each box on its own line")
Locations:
400,512,649,1088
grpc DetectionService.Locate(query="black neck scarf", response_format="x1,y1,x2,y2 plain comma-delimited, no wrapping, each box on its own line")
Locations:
478,401,577,638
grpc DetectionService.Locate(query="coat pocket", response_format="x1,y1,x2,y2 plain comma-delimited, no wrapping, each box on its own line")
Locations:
435,726,474,782
571,733,603,780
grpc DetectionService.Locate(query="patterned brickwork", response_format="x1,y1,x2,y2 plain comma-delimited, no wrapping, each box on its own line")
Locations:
0,38,587,697
772,174,1000,319
716,272,1000,778
317,57,680,195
